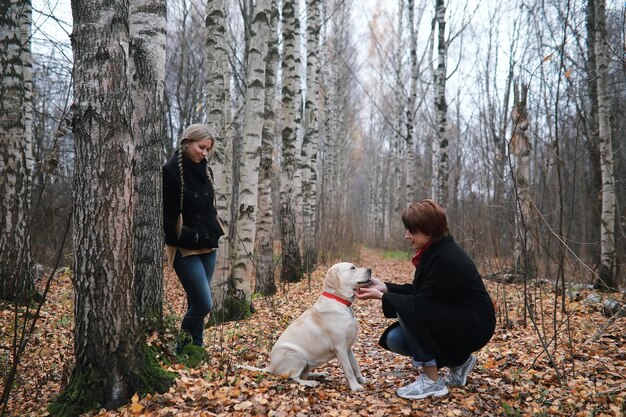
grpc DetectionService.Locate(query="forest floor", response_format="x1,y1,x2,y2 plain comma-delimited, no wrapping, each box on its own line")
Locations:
1,247,625,417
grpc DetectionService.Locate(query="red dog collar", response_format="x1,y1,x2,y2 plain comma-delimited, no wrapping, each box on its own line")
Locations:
321,291,352,307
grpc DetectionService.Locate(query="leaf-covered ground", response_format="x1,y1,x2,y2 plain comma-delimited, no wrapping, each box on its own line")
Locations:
1,248,625,416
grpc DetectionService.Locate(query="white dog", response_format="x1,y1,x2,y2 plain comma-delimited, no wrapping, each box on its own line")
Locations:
239,262,372,391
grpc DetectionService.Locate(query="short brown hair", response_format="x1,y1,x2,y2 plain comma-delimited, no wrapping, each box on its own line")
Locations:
401,199,449,240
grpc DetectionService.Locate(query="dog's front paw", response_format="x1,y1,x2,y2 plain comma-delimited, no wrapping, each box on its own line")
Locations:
295,378,319,387
357,376,368,384
349,382,365,391
308,372,329,379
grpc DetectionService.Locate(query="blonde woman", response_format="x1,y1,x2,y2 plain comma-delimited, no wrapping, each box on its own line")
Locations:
163,124,224,354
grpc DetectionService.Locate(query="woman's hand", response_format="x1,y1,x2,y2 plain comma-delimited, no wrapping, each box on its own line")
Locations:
355,277,387,300
355,287,383,300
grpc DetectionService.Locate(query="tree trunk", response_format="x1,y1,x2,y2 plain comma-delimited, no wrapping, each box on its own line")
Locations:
49,1,172,414
582,142,601,262
205,0,234,316
510,82,535,278
405,0,417,206
301,0,321,272
585,0,602,270
393,0,404,221
280,0,303,282
130,0,167,330
255,0,279,296
0,0,34,302
431,0,449,206
231,0,271,303
593,0,617,290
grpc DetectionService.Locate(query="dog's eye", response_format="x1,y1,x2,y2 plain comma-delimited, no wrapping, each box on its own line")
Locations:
350,265,356,270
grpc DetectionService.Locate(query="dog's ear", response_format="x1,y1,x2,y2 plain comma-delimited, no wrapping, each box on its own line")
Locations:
324,265,339,291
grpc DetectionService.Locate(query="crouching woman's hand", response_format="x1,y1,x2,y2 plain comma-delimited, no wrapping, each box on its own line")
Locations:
356,277,387,300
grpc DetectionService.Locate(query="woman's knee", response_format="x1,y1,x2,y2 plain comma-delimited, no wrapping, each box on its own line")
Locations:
199,302,212,317
189,302,212,318
386,328,411,356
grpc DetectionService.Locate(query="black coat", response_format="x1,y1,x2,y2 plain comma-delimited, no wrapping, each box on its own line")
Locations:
162,152,224,249
380,235,495,368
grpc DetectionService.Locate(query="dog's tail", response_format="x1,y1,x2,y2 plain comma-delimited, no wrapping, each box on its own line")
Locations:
236,364,270,374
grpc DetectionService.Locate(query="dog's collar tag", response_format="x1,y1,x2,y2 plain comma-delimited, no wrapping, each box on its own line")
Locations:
321,291,352,307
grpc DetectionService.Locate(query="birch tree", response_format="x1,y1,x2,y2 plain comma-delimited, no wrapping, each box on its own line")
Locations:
404,0,418,206
49,1,172,413
255,0,279,295
0,0,35,302
280,0,303,282
205,0,234,315
130,0,167,328
592,0,616,290
231,0,271,303
431,0,449,206
389,0,405,239
301,0,321,271
510,82,535,276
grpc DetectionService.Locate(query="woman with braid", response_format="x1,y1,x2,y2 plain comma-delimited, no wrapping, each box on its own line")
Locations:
163,124,224,354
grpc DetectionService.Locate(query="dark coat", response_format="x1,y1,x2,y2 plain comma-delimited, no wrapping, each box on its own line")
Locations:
380,235,495,368
162,152,224,249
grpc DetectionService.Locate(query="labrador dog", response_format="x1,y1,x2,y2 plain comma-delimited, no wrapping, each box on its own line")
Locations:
239,262,372,391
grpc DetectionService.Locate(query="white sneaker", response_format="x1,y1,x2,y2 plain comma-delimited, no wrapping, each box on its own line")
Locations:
396,378,422,396
444,354,477,387
396,373,449,399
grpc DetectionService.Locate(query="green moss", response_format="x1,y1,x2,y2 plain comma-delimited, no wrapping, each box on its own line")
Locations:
47,343,174,417
137,306,164,332
133,344,176,393
177,344,210,368
208,291,253,325
47,369,103,417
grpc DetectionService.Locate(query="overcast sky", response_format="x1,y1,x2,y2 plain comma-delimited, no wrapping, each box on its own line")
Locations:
32,0,72,54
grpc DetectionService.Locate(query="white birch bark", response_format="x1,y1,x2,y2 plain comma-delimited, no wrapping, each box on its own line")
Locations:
393,0,405,221
255,0,278,295
129,0,166,326
0,0,34,300
205,0,233,311
231,0,271,301
405,0,417,205
593,0,616,289
323,17,340,239
319,45,333,239
322,67,336,216
68,0,168,408
431,0,449,206
280,0,303,282
301,0,321,271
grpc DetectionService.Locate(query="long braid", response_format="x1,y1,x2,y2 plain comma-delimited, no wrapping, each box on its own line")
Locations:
205,163,213,190
175,143,184,238
178,144,184,214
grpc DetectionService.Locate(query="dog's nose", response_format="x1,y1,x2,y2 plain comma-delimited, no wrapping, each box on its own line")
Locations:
366,268,372,274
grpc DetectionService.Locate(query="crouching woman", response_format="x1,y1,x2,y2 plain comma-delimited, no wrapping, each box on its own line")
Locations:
356,199,495,400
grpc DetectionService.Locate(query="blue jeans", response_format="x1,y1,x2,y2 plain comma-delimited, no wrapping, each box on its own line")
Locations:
385,317,437,367
173,249,217,346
